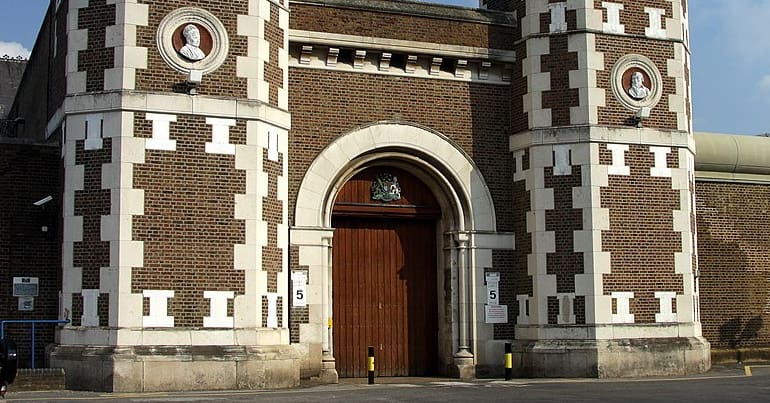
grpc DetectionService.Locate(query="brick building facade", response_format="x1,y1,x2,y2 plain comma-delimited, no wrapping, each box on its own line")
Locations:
1,0,768,393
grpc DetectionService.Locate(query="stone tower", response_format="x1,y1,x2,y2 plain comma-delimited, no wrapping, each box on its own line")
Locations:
487,0,707,376
51,0,296,391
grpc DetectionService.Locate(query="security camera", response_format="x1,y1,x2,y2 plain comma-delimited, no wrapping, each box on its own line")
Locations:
33,195,53,206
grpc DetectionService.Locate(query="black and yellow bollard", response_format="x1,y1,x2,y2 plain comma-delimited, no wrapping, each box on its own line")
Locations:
367,346,375,384
504,342,513,380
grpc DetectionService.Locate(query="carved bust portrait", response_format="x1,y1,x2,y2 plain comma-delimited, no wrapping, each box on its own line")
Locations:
179,24,206,61
628,71,651,100
157,7,229,75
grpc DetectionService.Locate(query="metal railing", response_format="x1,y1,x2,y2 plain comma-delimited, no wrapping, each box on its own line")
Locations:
0,320,69,369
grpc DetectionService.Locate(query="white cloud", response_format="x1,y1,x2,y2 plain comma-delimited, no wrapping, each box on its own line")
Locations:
761,75,770,91
0,41,31,60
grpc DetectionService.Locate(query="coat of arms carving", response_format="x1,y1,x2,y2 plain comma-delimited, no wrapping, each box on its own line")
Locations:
371,173,402,202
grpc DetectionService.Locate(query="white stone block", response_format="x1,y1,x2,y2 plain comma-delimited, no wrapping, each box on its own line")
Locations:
112,240,144,268
141,330,191,345
645,7,667,38
63,266,83,294
611,292,634,324
650,146,672,177
69,29,88,51
142,290,174,328
574,230,602,253
655,292,677,323
116,136,146,164
204,291,235,328
548,2,568,33
602,2,625,34
119,2,149,26
606,143,630,176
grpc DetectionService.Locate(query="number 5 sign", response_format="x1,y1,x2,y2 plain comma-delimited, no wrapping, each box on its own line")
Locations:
487,284,499,305
486,272,500,306
292,271,308,307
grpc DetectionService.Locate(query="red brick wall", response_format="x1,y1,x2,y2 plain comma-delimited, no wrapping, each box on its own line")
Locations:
287,68,512,229
0,144,62,367
600,145,683,323
131,114,247,327
290,3,516,50
594,0,673,37
265,3,285,107
595,36,678,129
697,182,770,350
135,1,249,98
288,68,512,339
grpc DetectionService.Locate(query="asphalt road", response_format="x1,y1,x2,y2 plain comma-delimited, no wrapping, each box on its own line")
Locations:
4,364,769,402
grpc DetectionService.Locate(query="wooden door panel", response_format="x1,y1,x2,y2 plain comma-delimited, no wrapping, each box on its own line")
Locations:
333,216,437,377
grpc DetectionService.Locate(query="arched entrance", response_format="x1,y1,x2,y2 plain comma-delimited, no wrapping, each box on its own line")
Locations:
332,166,440,377
292,122,504,382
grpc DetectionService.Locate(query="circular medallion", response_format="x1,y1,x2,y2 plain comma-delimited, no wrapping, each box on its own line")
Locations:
157,7,229,75
611,54,663,112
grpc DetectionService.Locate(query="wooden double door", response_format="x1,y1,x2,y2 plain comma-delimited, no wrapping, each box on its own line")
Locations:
332,167,440,378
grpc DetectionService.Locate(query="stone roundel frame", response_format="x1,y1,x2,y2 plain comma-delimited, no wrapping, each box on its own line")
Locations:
611,54,663,112
157,7,229,75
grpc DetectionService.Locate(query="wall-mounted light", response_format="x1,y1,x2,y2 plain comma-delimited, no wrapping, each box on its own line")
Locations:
635,107,651,128
186,70,203,95
33,195,53,207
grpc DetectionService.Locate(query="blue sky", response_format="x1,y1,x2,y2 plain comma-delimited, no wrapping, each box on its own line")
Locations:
1,0,768,135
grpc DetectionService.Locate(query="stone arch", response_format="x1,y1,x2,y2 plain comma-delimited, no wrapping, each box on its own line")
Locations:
294,121,496,233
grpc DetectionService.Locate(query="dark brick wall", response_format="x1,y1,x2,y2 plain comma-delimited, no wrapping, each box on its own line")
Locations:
510,1,527,133
697,182,770,350
131,114,247,327
545,166,584,323
78,0,116,93
73,139,112,306
540,35,579,127
0,144,62,367
482,0,517,12
9,0,68,142
0,61,26,119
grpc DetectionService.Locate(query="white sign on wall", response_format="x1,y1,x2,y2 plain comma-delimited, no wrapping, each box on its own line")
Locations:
292,271,308,307
485,304,508,324
13,277,39,297
18,296,34,312
484,272,508,323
